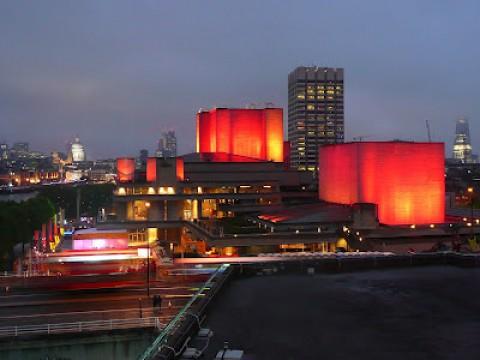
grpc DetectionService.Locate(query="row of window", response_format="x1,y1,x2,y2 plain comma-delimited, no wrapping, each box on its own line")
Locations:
295,120,342,125
306,104,344,111
296,95,342,100
294,84,343,90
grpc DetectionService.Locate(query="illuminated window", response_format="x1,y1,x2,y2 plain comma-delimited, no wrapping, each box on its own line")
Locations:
306,104,315,111
297,94,305,100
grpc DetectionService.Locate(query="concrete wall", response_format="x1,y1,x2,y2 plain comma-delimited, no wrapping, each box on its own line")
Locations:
0,331,154,360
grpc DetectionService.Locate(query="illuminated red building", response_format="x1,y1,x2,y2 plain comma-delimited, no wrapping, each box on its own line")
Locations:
117,158,135,183
318,142,445,225
196,108,284,162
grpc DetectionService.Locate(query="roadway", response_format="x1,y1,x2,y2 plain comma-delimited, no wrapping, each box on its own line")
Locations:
0,271,211,330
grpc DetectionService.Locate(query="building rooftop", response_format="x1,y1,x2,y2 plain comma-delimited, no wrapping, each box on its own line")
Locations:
258,202,352,224
182,152,264,163
203,266,480,359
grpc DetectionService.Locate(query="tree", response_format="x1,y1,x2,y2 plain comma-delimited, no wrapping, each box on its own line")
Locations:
0,196,55,271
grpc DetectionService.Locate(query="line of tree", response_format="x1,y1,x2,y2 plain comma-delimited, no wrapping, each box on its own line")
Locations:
38,183,115,219
0,196,55,271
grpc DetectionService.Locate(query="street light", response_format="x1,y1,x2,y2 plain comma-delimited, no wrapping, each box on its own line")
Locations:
468,187,474,241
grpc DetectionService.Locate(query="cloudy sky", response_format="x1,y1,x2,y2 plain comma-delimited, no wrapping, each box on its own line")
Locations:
0,1,479,158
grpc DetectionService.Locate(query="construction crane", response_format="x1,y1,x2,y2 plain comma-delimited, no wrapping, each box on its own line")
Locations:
425,120,432,142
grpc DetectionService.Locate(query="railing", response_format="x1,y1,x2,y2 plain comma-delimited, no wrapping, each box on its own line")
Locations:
0,307,181,323
0,317,164,338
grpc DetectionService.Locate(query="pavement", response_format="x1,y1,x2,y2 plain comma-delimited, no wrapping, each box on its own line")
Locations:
203,266,480,360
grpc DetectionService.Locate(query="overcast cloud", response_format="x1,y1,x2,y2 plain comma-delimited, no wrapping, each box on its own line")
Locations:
0,0,479,158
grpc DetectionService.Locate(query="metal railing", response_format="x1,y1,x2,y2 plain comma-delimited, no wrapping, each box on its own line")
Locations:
0,306,182,322
0,316,165,338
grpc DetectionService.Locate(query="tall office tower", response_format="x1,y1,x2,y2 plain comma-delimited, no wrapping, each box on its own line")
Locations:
452,118,477,163
288,66,344,171
11,142,29,158
156,131,177,158
138,149,148,167
0,144,8,160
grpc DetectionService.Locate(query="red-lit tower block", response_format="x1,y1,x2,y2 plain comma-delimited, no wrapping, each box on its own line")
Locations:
116,158,135,183
196,108,284,162
318,142,445,225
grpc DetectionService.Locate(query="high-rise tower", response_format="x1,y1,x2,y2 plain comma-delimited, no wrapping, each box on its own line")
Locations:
288,66,344,171
156,131,177,158
452,118,476,163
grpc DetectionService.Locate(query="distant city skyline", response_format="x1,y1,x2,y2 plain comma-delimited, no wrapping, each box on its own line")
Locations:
0,1,479,158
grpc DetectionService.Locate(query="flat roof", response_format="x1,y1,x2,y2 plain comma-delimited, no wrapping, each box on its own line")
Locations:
182,152,265,163
258,202,352,224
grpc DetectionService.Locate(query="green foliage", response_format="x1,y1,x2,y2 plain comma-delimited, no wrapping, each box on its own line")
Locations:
0,196,55,270
39,183,114,219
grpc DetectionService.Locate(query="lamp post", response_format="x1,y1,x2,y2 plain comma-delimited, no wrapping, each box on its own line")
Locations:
147,240,150,298
468,187,474,240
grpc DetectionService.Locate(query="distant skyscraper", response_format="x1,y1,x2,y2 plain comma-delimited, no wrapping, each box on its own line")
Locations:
156,131,177,158
0,143,8,161
138,149,149,167
11,142,29,158
288,66,344,171
452,118,477,163
70,137,86,162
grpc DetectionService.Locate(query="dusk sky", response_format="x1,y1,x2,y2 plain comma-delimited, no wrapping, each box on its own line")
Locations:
0,1,479,159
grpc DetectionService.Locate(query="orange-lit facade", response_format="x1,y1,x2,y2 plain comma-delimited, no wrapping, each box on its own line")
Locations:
318,142,445,225
176,157,184,181
117,158,135,183
146,157,157,182
196,108,284,162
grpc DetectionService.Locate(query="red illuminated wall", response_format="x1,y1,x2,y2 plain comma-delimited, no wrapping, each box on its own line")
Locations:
283,141,291,169
318,142,445,225
117,158,135,183
176,157,184,181
196,108,284,162
146,157,157,182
